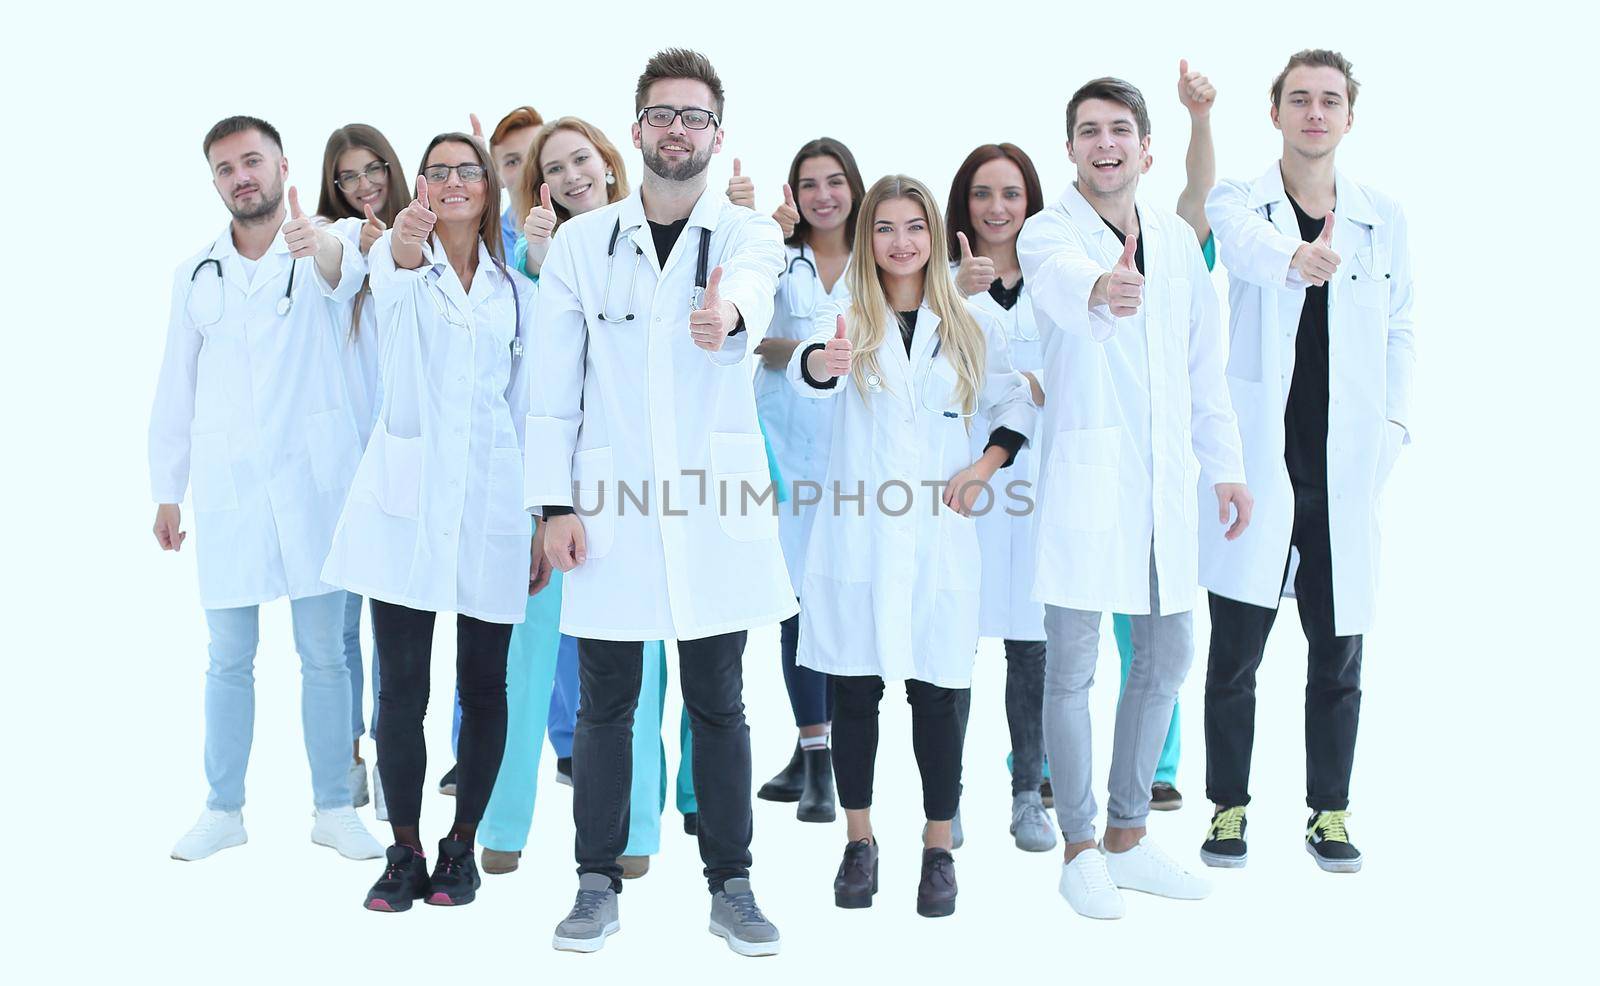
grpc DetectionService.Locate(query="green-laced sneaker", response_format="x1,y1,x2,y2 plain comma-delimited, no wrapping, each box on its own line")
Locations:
1199,806,1248,868
1306,811,1362,873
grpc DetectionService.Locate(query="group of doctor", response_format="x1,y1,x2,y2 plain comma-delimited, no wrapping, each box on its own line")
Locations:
149,45,1412,955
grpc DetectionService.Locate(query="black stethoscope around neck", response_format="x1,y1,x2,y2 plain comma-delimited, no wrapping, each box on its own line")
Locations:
189,248,296,324
601,218,711,322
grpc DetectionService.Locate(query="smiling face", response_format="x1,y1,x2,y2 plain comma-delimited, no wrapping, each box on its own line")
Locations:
871,196,931,279
796,154,851,233
335,146,388,215
967,156,1028,249
1067,97,1151,197
208,129,287,222
424,140,488,226
1273,65,1354,160
539,128,610,216
632,78,722,182
492,126,537,194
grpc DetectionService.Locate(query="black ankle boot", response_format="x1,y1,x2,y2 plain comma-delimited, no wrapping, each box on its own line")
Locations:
796,746,837,823
756,741,804,803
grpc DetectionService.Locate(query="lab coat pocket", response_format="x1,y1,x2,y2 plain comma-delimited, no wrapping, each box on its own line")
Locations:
710,432,779,543
921,359,963,418
305,409,360,494
1045,427,1120,534
939,507,981,591
486,447,528,535
1377,420,1404,490
378,426,422,519
571,446,615,560
1351,246,1391,309
189,431,238,512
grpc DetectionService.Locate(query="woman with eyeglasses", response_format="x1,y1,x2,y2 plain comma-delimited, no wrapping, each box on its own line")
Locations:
321,132,542,912
313,123,409,818
741,138,865,826
786,175,1035,917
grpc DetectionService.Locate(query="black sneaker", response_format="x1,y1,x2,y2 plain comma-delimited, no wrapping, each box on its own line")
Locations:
1150,782,1183,811
438,765,458,796
364,845,430,912
683,811,698,836
426,838,481,905
1199,806,1248,868
1039,779,1054,809
555,757,573,787
1306,811,1363,873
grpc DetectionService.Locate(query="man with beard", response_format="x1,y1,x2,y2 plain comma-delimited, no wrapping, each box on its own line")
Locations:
151,116,383,864
527,50,791,956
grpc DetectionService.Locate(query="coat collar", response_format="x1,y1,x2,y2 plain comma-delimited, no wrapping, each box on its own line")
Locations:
1246,162,1384,228
420,235,507,321
1059,183,1151,268
210,222,291,294
616,185,725,274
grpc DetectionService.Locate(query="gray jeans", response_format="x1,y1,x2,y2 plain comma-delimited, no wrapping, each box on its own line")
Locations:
1043,553,1193,843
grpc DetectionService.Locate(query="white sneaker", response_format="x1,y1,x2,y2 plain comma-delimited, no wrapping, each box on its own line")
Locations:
171,809,247,861
372,767,389,822
1058,849,1125,919
311,806,384,860
1103,836,1211,900
350,760,370,808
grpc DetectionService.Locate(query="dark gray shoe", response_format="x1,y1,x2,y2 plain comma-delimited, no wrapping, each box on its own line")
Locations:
1010,792,1057,852
552,873,619,953
709,878,780,956
833,837,879,908
917,848,957,918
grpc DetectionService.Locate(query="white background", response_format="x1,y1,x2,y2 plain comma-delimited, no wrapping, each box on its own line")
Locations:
4,0,1595,981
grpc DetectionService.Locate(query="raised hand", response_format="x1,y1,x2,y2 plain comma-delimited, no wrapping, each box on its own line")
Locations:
359,203,386,255
1291,212,1341,287
394,175,437,247
281,186,320,259
772,182,800,238
726,157,755,209
1105,232,1144,316
1178,58,1216,117
523,183,557,243
821,314,854,378
954,230,997,296
689,266,739,351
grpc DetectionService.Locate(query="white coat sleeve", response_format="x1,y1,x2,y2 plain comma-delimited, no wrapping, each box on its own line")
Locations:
785,300,848,400
309,222,365,303
974,309,1037,444
1205,179,1308,291
523,230,586,510
707,211,786,366
1185,236,1247,486
1016,209,1118,342
1384,205,1416,440
504,275,537,454
148,267,200,504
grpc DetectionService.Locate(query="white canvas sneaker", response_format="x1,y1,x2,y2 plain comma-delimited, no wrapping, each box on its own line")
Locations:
1058,848,1125,919
171,809,247,861
1104,836,1211,899
311,806,384,860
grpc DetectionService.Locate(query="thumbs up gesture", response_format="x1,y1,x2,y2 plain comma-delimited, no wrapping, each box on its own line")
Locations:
726,157,755,209
819,314,854,378
772,182,801,238
1104,232,1144,316
469,112,485,146
394,175,437,248
1177,58,1216,117
954,230,997,296
282,186,321,258
689,266,739,351
359,203,386,255
1290,212,1341,287
523,182,557,242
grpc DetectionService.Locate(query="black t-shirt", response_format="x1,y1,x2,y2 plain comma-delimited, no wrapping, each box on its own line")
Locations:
1284,193,1331,490
987,276,1023,311
896,309,919,355
1101,216,1146,275
648,218,688,267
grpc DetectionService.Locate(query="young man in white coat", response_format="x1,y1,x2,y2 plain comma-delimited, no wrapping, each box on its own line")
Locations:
150,116,383,864
526,50,792,957
1016,78,1251,920
1198,50,1414,874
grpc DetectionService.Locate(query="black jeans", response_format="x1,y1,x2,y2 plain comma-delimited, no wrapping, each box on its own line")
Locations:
954,639,1047,795
832,675,963,821
779,606,833,727
1205,486,1363,811
575,631,751,894
371,600,511,831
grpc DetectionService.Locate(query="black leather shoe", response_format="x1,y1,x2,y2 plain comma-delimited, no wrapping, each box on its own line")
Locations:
917,848,957,918
757,741,804,803
796,747,837,823
833,838,878,908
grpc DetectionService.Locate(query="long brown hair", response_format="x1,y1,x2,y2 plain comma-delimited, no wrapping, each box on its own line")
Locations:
417,132,504,263
944,143,1044,263
784,137,866,249
316,124,407,224
516,117,630,229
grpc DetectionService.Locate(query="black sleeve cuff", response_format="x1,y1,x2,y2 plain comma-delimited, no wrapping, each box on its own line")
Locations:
798,341,838,389
727,315,746,337
984,426,1027,468
541,504,575,517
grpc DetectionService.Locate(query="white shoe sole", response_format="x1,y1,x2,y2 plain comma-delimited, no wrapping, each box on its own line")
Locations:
552,919,619,953
171,830,247,861
311,830,383,860
1200,849,1247,868
1306,842,1362,872
1012,831,1058,853
709,920,780,956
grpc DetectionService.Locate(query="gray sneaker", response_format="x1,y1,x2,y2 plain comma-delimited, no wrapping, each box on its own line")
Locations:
709,878,780,956
923,808,964,850
1010,792,1057,852
552,873,619,953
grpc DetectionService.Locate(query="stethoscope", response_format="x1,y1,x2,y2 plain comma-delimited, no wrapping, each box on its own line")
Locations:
423,251,525,361
782,246,821,318
186,248,295,327
862,326,976,420
600,219,711,322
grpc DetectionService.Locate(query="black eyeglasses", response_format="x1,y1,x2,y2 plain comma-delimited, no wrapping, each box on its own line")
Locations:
637,105,718,131
422,163,488,184
335,161,389,191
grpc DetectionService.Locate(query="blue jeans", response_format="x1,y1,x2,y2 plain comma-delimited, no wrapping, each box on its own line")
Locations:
203,591,352,811
342,592,380,741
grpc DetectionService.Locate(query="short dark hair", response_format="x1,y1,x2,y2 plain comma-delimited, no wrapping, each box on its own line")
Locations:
1270,49,1360,109
635,48,725,119
203,115,283,160
1066,78,1150,140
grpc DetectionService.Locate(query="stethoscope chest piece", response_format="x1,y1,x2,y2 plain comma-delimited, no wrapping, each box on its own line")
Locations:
276,296,293,317
866,372,883,392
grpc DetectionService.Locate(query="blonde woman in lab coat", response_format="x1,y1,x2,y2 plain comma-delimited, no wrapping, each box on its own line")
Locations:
787,174,1036,918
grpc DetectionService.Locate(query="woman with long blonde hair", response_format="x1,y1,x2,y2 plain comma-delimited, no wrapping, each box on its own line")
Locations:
785,174,1036,918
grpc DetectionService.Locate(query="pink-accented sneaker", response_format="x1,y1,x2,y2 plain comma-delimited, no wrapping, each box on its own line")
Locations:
364,845,429,912
425,838,481,906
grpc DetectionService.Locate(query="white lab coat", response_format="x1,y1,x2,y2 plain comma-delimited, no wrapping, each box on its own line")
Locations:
321,232,535,625
1199,165,1414,635
959,268,1048,641
1017,185,1245,616
786,300,1037,688
149,225,364,610
324,216,383,448
755,243,851,592
524,187,798,641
